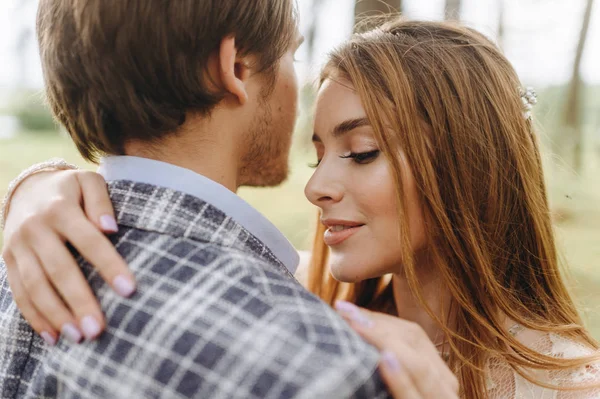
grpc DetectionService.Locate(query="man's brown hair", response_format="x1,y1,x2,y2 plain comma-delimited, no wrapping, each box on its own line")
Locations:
36,0,297,162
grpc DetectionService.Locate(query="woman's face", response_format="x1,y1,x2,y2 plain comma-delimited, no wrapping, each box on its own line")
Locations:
304,78,427,282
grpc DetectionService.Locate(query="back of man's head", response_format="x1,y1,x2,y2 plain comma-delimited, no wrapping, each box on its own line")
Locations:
36,0,297,163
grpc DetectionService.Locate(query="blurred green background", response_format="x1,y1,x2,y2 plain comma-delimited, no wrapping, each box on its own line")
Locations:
0,0,599,339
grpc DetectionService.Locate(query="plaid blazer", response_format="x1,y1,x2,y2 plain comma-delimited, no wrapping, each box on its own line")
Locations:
0,181,390,399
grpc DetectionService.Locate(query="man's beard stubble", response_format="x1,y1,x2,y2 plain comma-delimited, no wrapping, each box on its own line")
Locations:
238,97,292,188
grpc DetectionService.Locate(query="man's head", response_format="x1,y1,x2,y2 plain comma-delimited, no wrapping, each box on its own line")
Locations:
37,0,301,188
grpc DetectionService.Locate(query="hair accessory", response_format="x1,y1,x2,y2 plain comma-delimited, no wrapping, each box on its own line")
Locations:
519,87,538,120
508,323,525,337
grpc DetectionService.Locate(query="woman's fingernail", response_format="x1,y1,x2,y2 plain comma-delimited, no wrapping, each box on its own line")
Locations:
61,323,83,343
40,331,57,346
81,316,102,340
113,275,136,297
335,300,373,328
335,300,360,313
382,351,401,372
99,215,118,233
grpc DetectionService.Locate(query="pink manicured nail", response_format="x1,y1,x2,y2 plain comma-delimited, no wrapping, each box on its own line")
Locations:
61,323,83,343
335,300,360,313
99,215,118,233
382,351,401,372
335,300,373,328
40,331,57,346
113,275,136,297
81,316,102,340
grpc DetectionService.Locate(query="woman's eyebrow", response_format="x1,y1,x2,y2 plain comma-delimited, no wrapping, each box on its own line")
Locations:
332,117,370,138
312,117,371,143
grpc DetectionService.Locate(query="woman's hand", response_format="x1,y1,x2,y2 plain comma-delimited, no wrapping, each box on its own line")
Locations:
1,169,134,344
335,300,459,399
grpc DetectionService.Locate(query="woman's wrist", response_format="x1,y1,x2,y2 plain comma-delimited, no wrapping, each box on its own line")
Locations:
1,158,79,230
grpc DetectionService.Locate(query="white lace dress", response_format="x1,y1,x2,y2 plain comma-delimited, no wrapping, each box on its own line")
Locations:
486,325,600,398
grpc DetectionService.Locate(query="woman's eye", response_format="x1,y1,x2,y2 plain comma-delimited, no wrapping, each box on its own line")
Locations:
340,150,380,165
354,150,380,164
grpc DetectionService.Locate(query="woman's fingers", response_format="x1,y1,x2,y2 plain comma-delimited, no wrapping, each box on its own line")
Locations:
382,342,455,398
11,242,82,343
335,300,459,398
335,300,423,350
6,169,135,299
50,171,136,298
56,209,135,299
379,350,458,399
76,171,119,233
5,253,58,345
379,351,422,399
1,169,134,341
336,300,445,367
33,227,106,340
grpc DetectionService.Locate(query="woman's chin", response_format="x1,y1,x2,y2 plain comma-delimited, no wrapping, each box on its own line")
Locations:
330,257,393,283
330,263,370,283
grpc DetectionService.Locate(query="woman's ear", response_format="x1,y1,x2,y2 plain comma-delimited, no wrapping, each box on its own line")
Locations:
218,36,250,105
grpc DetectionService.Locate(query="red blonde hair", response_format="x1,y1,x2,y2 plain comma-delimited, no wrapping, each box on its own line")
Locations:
308,19,599,398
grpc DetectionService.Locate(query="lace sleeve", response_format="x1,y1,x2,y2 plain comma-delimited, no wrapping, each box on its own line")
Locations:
487,327,600,399
549,334,600,398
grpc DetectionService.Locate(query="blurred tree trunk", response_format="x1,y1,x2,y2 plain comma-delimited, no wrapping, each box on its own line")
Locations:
564,0,595,173
15,0,35,88
15,30,32,88
354,0,402,28
444,0,462,20
306,0,324,67
497,0,505,49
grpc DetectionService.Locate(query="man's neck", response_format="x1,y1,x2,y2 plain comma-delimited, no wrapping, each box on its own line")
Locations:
123,117,241,192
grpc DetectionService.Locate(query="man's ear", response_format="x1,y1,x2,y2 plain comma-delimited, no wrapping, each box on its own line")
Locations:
219,36,250,105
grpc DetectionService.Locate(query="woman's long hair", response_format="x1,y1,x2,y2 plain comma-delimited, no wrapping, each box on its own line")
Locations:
307,19,599,398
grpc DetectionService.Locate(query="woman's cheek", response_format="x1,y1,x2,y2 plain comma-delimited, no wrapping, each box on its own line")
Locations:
355,162,405,275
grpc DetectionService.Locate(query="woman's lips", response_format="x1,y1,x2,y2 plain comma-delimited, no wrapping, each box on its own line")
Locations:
323,225,364,246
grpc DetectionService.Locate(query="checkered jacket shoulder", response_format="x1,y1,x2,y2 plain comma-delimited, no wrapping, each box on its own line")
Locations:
0,181,390,399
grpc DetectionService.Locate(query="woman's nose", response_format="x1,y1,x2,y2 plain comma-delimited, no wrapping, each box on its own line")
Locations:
304,164,344,206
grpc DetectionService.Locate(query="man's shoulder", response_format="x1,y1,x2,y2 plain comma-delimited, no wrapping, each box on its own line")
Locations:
105,227,348,350
109,211,293,275
101,225,340,340
106,179,296,271
75,229,389,398
0,257,51,398
107,224,294,290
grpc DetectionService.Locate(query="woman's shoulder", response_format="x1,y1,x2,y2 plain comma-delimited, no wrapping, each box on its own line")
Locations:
543,333,600,393
486,324,600,398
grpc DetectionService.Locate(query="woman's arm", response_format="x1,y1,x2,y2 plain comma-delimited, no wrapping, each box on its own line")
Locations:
1,165,134,344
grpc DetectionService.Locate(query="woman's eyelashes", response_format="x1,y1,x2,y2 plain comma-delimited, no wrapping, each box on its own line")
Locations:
309,149,380,169
340,150,380,164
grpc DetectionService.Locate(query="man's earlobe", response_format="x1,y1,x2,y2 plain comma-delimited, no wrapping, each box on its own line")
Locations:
219,36,249,105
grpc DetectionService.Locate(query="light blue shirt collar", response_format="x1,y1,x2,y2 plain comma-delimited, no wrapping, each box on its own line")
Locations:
97,156,299,274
